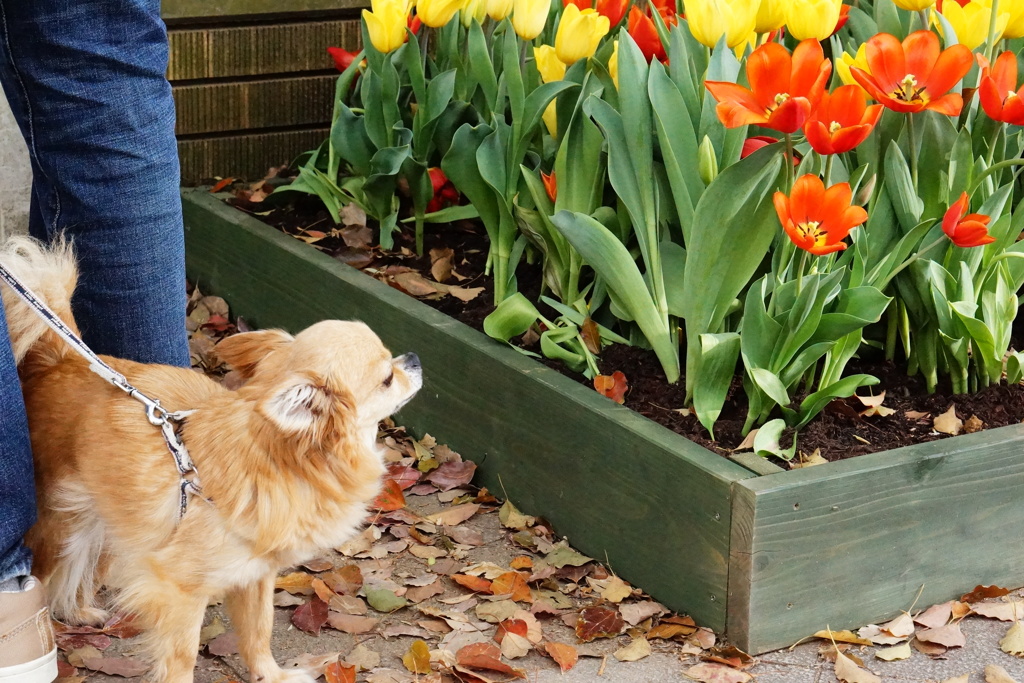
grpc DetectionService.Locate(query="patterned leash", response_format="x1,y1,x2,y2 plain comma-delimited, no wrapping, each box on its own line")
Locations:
0,261,205,522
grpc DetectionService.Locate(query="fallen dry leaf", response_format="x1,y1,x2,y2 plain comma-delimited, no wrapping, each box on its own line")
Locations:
453,574,493,593
874,642,912,661
455,642,523,677
933,405,963,435
813,628,873,646
276,572,314,595
292,598,329,635
490,572,532,602
544,642,578,672
402,640,432,675
975,600,1024,622
684,662,753,682
986,664,1021,683
373,479,407,512
916,622,966,648
345,644,381,671
326,612,378,634
914,601,953,629
430,248,454,282
406,578,446,604
963,414,984,433
206,632,238,656
1001,621,1024,656
365,588,407,613
613,637,651,662
791,449,828,468
834,651,881,683
325,661,357,683
620,600,668,625
595,575,633,603
424,461,477,491
425,503,480,526
499,632,532,659
940,676,970,683
285,652,343,678
498,500,535,530
856,392,895,417
576,606,624,642
911,637,948,657
80,656,149,678
593,371,628,404
962,584,1013,603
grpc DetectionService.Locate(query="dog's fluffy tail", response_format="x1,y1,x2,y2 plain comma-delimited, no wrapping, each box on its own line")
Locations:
0,236,79,365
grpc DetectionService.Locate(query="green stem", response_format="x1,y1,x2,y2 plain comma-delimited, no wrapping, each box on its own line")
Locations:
907,112,919,190
880,234,947,289
969,158,1024,193
984,0,1001,65
823,153,834,187
784,134,796,190
986,122,1005,169
796,250,809,296
918,9,929,31
415,212,425,256
885,301,898,361
420,26,431,75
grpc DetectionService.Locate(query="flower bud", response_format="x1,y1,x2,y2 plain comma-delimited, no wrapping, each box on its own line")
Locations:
698,135,718,185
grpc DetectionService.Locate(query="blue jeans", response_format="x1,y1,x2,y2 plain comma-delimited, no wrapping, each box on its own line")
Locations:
0,0,189,583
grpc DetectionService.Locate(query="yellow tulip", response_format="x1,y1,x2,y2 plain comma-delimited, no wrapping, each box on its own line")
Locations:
363,0,409,53
542,101,558,136
608,39,619,89
754,0,785,33
835,44,869,88
534,45,567,82
785,0,842,40
977,0,1024,39
683,0,759,49
417,0,464,26
512,0,551,39
555,5,610,64
462,0,489,26
891,0,934,10
486,0,514,20
935,0,1006,50
733,29,758,58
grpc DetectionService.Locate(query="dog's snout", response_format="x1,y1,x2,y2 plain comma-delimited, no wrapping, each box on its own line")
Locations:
402,352,421,371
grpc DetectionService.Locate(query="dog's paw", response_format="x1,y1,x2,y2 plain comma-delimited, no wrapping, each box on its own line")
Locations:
63,606,110,627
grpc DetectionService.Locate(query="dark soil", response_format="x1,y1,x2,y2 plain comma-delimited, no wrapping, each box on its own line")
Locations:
226,188,1024,465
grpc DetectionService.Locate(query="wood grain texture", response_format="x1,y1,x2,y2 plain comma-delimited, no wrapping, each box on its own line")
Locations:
177,128,327,184
181,190,755,631
734,428,1024,653
729,453,784,476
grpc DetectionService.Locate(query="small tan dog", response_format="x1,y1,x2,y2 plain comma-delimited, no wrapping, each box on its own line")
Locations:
1,237,422,682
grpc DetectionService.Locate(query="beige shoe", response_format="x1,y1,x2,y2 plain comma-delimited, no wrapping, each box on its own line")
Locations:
0,577,57,683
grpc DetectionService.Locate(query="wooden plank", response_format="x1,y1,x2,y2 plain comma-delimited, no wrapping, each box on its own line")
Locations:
173,76,336,135
181,190,755,632
168,20,361,81
735,428,1024,653
162,0,367,20
726,482,757,647
177,128,327,184
729,453,784,476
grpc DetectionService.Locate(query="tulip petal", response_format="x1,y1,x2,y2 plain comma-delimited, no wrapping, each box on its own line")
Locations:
748,42,793,110
765,96,811,133
789,174,824,226
803,120,835,155
925,92,964,116
790,39,828,99
864,32,906,93
1002,94,1024,125
992,51,1019,95
706,80,765,126
922,43,973,102
903,30,940,82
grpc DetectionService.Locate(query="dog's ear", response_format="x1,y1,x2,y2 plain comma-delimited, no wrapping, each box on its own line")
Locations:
260,373,355,440
213,329,294,378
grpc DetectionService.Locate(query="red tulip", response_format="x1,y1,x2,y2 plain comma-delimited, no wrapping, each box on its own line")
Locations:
705,40,831,134
596,0,629,25
327,47,361,72
803,85,883,155
978,51,1024,125
849,31,973,115
628,7,666,63
942,192,995,248
774,175,867,255
830,4,851,36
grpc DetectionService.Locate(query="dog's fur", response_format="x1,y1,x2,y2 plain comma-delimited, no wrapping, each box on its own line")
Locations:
1,237,422,682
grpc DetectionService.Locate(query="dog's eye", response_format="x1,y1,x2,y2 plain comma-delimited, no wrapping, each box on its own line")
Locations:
382,372,394,388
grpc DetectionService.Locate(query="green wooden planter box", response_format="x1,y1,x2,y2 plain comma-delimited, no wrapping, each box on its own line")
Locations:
182,189,1024,654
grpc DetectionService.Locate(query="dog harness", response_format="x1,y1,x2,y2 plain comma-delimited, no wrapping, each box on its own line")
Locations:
0,261,205,523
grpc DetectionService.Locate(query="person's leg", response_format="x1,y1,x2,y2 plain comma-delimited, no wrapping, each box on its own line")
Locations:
0,0,188,366
0,307,34,588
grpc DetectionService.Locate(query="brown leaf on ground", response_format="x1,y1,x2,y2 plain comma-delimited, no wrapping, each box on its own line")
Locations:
834,651,881,683
453,574,493,593
499,632,532,659
933,405,962,435
614,637,652,662
911,637,948,656
544,642,578,672
494,619,529,643
856,392,895,417
1000,621,1024,656
55,633,111,652
285,652,343,678
498,500,535,530
325,661,357,683
593,371,628,404
302,558,335,573
510,556,533,570
882,613,916,638
580,318,601,355
345,644,381,671
66,647,101,668
329,594,367,615
406,578,446,604
974,600,1024,622
940,676,970,683
321,565,363,596
199,616,226,646
619,600,668,626
874,642,912,661
80,656,149,678
326,612,378,634
430,248,454,282
424,461,477,491
207,632,238,656
292,598,329,635
914,601,953,629
593,575,633,603
385,463,421,490
455,642,523,677
373,479,407,512
986,664,1021,683
402,640,432,674
311,577,337,603
576,606,625,642
647,622,698,640
963,415,984,433
490,572,532,602
425,503,480,526
812,629,873,646
961,585,1013,603
916,622,966,648
275,572,314,595
684,662,753,682
100,613,142,640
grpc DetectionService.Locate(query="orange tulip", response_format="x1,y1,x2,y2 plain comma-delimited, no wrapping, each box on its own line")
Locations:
943,192,995,248
628,7,666,63
705,39,831,134
849,30,973,115
774,175,867,255
542,171,558,202
562,0,627,24
650,0,677,25
803,85,883,155
979,51,1024,125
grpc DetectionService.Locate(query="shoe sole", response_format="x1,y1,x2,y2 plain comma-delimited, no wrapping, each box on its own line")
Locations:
0,649,57,683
